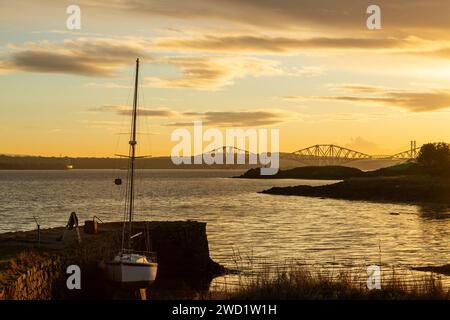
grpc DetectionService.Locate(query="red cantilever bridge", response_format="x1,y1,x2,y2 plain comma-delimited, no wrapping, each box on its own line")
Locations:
205,144,421,166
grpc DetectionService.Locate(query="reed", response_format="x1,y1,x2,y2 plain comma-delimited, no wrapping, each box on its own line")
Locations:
222,262,449,300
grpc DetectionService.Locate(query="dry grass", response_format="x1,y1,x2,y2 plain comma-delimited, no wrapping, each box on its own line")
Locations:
0,250,50,285
222,263,449,300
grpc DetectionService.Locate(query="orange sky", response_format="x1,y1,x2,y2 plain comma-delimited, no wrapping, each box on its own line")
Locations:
0,0,449,157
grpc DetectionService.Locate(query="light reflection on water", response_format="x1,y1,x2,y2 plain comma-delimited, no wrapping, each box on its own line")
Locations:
0,169,449,281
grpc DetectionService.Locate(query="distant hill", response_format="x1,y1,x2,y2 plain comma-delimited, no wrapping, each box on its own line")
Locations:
0,154,258,170
0,153,406,171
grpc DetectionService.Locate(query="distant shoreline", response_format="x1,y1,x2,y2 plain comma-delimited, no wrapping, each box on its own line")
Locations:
0,154,257,170
261,175,450,205
0,167,250,171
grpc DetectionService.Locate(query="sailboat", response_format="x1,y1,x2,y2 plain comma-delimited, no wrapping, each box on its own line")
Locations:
106,58,158,287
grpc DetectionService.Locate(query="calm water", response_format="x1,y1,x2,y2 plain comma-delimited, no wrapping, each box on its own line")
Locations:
1,169,449,273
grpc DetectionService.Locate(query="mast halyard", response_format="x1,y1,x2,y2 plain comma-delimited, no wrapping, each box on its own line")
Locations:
128,58,139,248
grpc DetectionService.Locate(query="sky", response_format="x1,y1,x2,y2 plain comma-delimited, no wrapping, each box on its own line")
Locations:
1,0,450,157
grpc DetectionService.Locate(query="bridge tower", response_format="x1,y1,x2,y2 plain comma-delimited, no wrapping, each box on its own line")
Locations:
410,140,417,158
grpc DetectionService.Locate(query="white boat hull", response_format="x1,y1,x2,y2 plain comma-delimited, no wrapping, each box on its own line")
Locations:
106,254,158,287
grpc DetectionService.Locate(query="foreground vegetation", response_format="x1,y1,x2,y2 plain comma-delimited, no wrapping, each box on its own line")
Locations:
224,264,449,300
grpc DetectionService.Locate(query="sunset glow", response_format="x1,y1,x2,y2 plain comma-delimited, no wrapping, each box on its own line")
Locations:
1,0,449,157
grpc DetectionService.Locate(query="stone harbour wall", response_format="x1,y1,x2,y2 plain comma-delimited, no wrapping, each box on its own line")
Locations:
0,221,224,300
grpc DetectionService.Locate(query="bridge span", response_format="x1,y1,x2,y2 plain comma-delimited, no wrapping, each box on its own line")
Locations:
286,144,421,165
204,143,422,166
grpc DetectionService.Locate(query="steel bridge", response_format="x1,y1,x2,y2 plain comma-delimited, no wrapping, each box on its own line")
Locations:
203,144,422,166
203,146,258,163
286,144,421,165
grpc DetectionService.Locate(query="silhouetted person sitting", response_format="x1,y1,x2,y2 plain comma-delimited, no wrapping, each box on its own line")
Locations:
67,211,78,230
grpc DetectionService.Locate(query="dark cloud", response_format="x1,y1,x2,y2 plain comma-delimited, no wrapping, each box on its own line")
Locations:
166,110,293,127
92,105,177,117
132,109,176,117
1,39,282,89
1,38,152,76
83,0,450,32
283,86,450,112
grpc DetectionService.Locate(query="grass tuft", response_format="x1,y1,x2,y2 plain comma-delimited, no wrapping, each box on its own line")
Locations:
224,263,449,300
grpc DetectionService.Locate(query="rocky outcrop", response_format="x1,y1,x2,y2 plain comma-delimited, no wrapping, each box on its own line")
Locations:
261,176,450,204
236,166,363,180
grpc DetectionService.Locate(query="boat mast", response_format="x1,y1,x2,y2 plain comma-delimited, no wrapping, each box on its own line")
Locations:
128,58,139,248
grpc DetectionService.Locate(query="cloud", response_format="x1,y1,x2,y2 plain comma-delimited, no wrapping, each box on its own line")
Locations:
157,34,450,61
79,0,450,32
78,119,123,131
327,84,392,93
430,48,450,59
91,105,177,117
166,110,294,127
84,82,131,89
156,35,411,54
344,137,383,153
0,61,12,74
0,38,153,76
281,85,450,112
92,104,295,127
288,66,326,77
145,56,282,90
0,38,287,89
322,112,394,122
